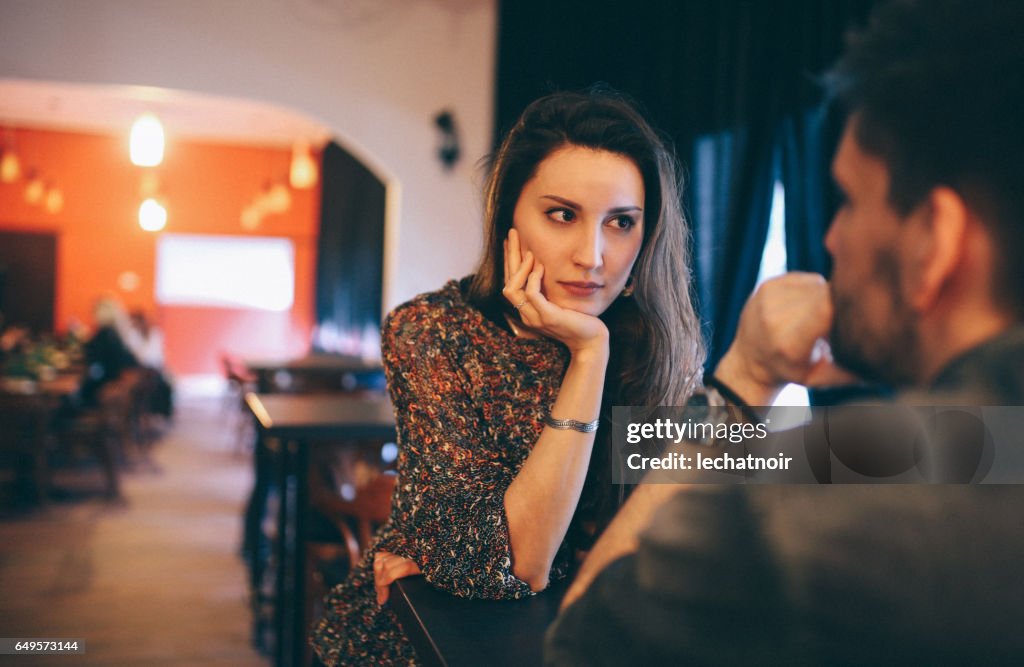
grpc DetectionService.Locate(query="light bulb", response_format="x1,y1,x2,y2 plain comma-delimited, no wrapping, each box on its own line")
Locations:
130,113,165,167
24,172,44,204
289,141,318,189
139,198,167,231
240,205,262,230
44,186,64,214
252,188,272,215
0,151,21,183
267,182,292,213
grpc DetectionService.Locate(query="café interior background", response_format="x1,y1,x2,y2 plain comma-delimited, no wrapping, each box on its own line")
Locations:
1,0,496,379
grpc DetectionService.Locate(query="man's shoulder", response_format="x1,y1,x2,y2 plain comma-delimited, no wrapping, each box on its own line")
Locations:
645,485,1024,550
925,325,1024,403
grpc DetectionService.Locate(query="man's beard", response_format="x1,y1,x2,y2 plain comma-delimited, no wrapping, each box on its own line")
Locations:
829,250,921,387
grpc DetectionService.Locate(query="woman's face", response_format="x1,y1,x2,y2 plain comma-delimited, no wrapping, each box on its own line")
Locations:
511,146,645,317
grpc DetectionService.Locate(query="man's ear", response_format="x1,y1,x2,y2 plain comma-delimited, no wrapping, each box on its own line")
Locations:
905,187,969,311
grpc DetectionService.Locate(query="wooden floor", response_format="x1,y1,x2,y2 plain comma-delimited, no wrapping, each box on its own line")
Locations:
0,392,268,666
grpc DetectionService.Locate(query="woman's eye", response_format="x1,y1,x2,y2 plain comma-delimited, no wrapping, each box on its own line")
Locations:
608,215,637,230
546,208,575,223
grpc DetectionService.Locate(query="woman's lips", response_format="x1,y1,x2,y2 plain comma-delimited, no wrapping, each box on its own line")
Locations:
558,281,603,297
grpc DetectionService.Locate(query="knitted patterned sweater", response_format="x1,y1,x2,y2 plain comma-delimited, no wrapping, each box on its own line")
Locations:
312,279,573,666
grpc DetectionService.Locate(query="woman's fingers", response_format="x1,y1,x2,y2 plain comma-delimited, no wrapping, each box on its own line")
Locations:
502,251,609,349
373,551,422,605
519,262,551,324
507,228,521,278
502,251,534,308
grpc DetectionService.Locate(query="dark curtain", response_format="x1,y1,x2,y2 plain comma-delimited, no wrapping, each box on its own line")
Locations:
496,0,874,368
314,141,386,352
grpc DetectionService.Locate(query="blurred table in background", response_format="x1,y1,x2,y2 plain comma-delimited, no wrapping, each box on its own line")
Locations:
244,391,396,667
0,374,80,504
245,353,384,394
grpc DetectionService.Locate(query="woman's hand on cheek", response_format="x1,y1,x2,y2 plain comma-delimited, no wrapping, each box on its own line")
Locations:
503,230,608,357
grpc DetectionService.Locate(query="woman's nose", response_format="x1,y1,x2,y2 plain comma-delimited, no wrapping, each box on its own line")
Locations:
571,225,603,270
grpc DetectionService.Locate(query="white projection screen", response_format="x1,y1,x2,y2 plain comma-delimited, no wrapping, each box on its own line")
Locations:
156,233,295,311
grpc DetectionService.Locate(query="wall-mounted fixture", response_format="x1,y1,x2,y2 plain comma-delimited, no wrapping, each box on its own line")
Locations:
434,109,460,170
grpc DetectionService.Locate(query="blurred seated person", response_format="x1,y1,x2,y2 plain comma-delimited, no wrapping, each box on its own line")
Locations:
125,309,164,370
125,309,174,418
76,296,139,409
0,320,30,368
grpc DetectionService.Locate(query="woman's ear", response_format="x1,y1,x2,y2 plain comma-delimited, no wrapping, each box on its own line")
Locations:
904,186,969,311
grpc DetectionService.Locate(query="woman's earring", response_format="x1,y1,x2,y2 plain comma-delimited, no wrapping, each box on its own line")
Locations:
621,276,635,297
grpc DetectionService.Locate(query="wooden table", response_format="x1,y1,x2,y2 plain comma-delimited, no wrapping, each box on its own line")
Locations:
0,374,81,504
390,576,569,667
245,354,384,393
245,392,396,667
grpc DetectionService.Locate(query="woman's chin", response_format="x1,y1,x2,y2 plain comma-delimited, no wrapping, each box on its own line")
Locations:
549,296,610,318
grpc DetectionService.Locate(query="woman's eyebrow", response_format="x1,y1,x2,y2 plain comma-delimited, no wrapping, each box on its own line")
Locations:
540,194,582,209
540,195,643,214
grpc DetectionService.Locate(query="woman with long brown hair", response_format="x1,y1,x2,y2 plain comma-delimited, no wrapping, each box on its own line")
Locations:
312,88,705,665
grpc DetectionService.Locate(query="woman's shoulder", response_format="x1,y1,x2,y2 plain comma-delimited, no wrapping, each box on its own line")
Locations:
383,278,490,346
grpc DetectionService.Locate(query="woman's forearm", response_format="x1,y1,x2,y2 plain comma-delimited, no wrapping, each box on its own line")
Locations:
504,341,608,591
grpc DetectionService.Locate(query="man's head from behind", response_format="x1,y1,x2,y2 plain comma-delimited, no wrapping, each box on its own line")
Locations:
822,0,1024,386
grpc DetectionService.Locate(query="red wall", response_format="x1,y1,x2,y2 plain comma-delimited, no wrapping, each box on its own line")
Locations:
0,125,320,375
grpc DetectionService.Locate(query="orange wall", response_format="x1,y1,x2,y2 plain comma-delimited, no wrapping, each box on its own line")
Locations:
0,125,320,375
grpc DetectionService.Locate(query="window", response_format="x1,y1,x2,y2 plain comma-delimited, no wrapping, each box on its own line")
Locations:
156,234,294,311
755,182,810,407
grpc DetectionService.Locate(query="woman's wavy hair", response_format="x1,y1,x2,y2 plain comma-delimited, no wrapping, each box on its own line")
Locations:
468,88,705,408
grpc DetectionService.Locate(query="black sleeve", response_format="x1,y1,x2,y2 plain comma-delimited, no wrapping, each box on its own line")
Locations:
544,487,796,666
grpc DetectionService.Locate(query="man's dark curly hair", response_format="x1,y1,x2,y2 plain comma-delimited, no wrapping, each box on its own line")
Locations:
825,0,1024,316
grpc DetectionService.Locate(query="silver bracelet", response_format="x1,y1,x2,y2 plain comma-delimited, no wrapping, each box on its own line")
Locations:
543,412,599,433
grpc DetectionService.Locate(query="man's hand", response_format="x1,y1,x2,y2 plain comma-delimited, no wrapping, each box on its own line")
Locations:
373,551,421,605
715,272,857,405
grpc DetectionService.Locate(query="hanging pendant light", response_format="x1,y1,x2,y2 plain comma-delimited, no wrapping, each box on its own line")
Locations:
0,150,21,183
44,184,64,214
130,113,165,167
139,198,167,231
267,181,293,213
24,169,45,204
240,204,263,230
0,129,22,183
289,140,318,189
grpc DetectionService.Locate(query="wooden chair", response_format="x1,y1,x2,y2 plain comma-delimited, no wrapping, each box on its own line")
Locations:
60,374,140,498
304,469,397,664
313,470,397,568
221,354,257,454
